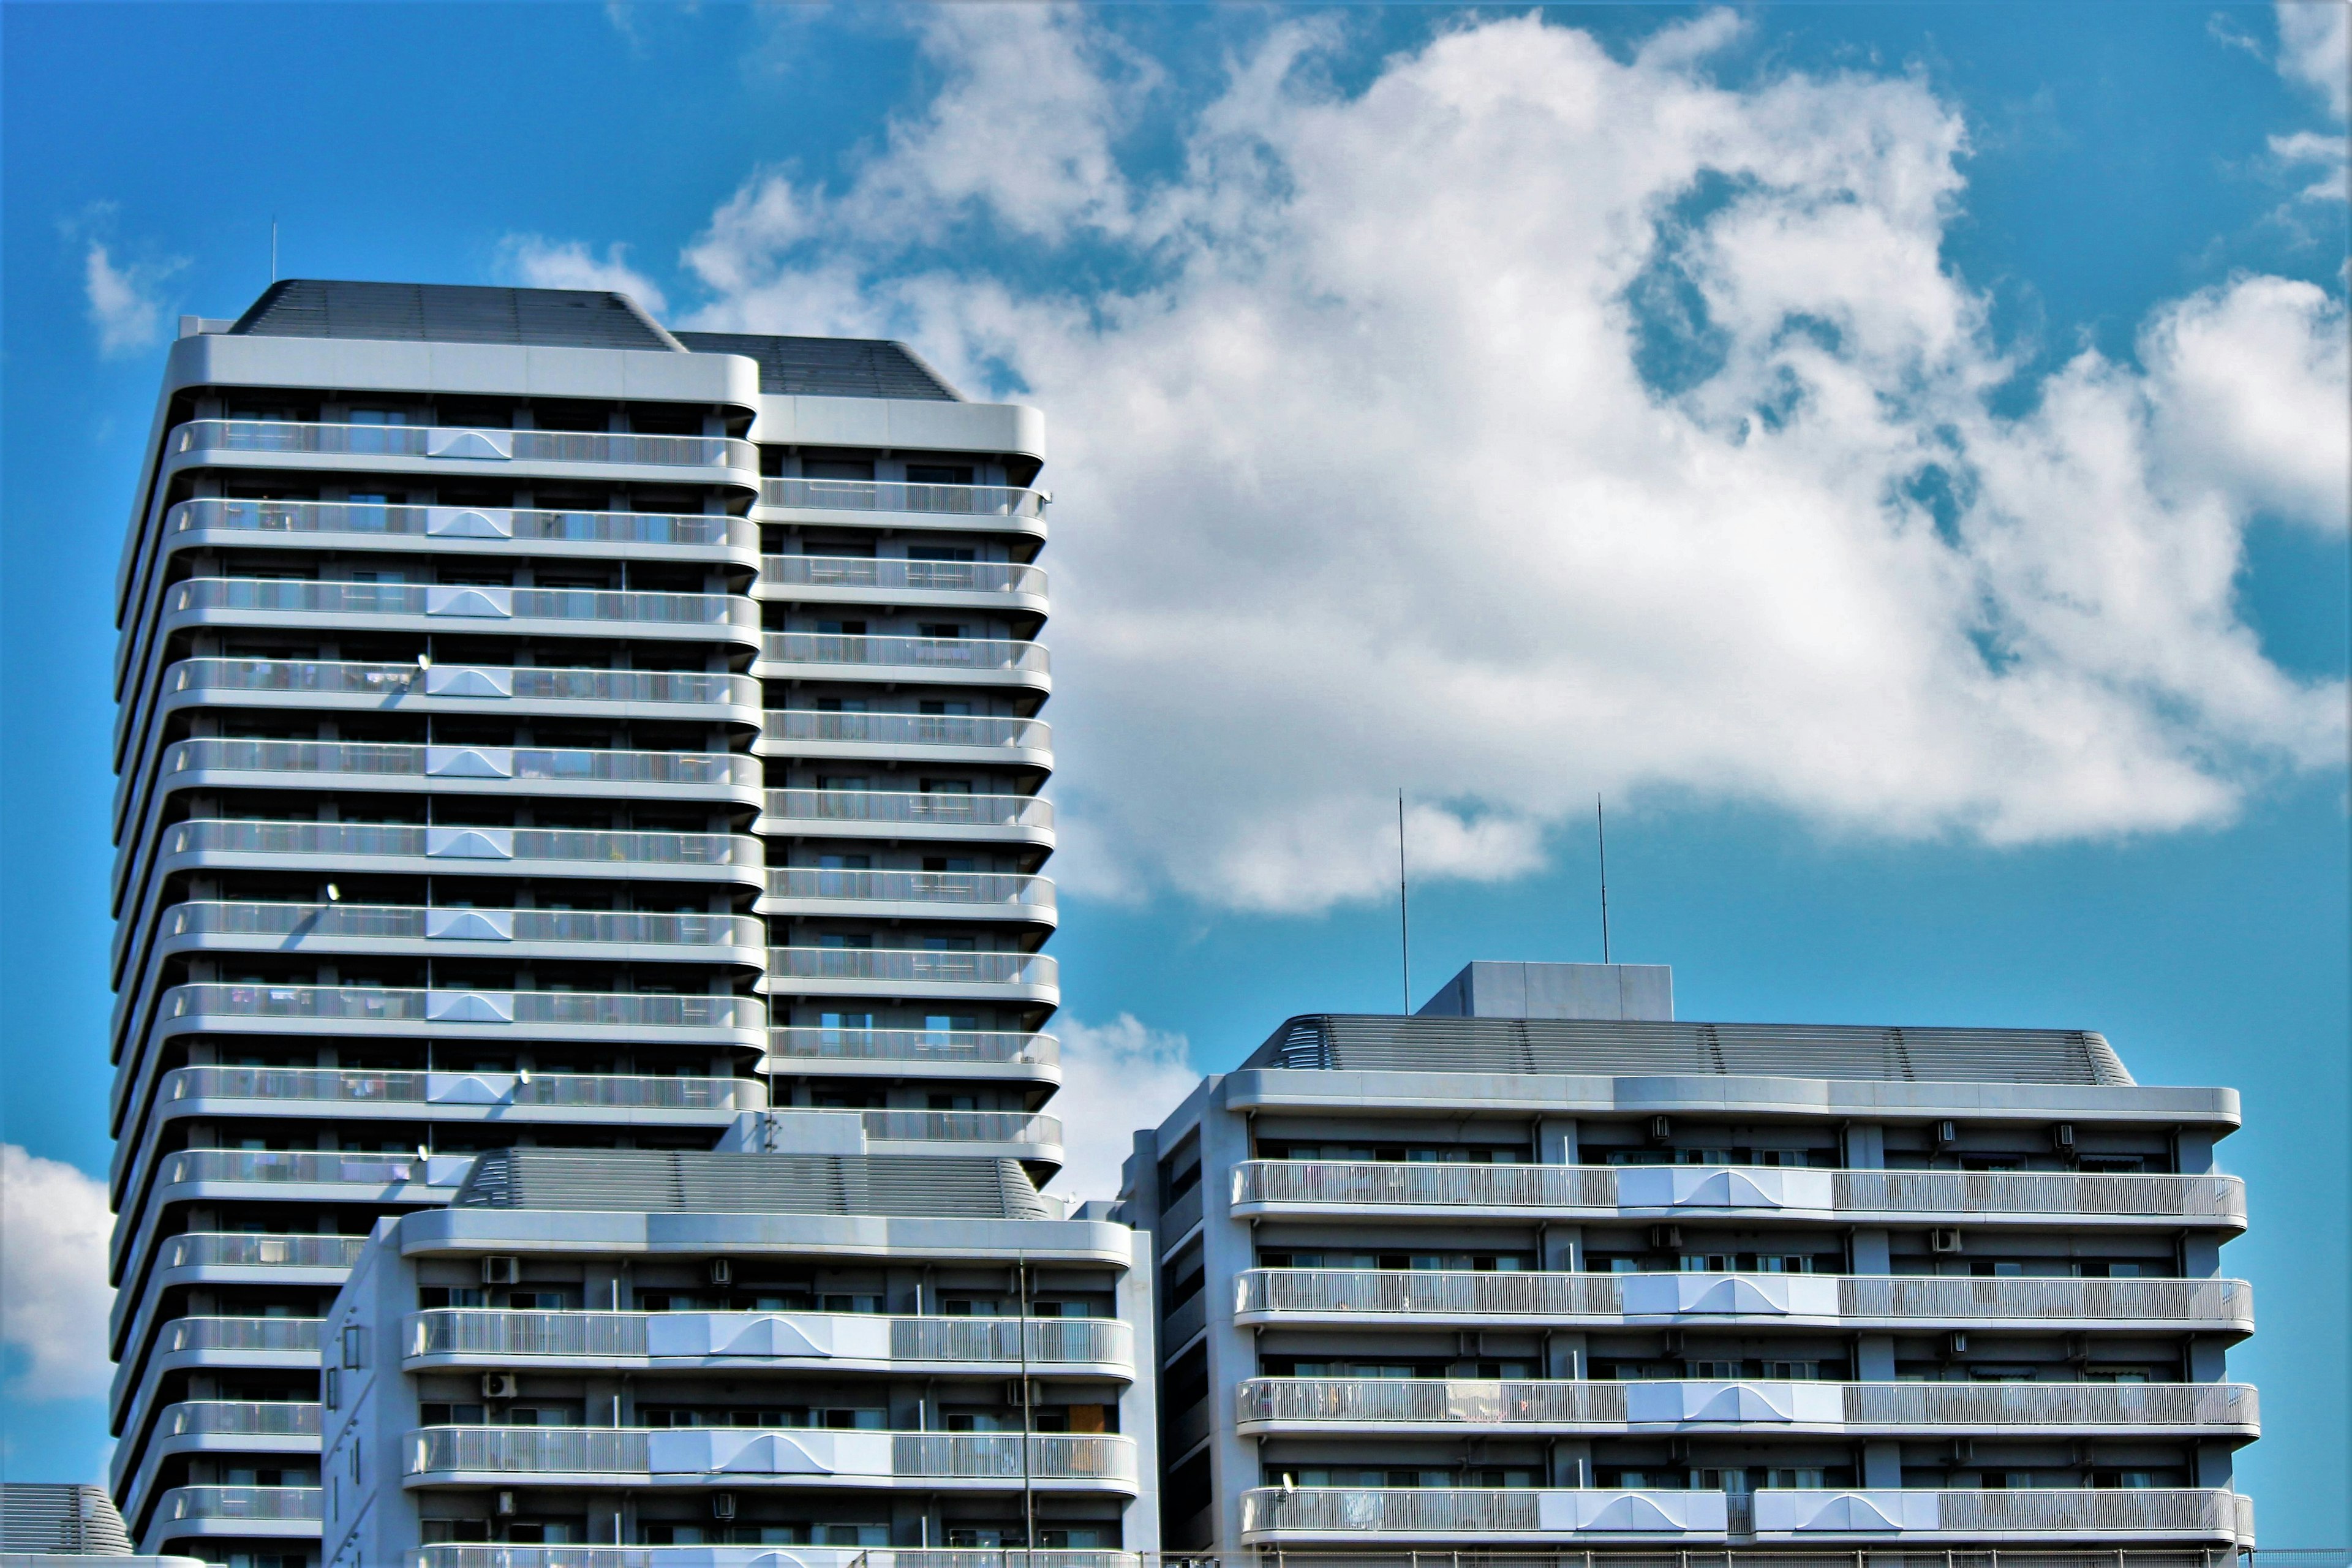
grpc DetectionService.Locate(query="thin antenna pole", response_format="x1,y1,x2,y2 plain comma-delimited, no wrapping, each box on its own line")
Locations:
1596,794,1611,965
270,217,278,284
1397,789,1412,1014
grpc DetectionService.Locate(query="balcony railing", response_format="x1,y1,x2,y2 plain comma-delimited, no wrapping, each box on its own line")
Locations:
165,497,752,549
762,555,1047,596
761,478,1046,519
1235,1379,2256,1430
156,1400,322,1439
766,948,1057,988
164,577,752,629
861,1109,1062,1147
764,789,1053,831
164,1067,761,1113
768,869,1055,911
407,1427,1134,1482
766,1027,1058,1067
158,818,760,870
156,1150,431,1189
407,1310,1129,1366
154,1316,323,1355
761,633,1049,676
160,739,761,790
1234,1269,2255,1327
1231,1163,2246,1223
412,1552,1137,1568
153,1485,321,1525
157,983,764,1033
763,710,1050,753
163,658,756,708
155,1233,369,1272
173,418,754,470
159,900,766,952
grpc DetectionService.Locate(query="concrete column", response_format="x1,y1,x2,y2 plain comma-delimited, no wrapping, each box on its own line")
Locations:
1844,1124,1885,1169
1862,1441,1903,1487
1850,1229,1891,1274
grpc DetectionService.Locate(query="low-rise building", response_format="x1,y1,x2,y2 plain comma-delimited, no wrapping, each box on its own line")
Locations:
0,1484,202,1566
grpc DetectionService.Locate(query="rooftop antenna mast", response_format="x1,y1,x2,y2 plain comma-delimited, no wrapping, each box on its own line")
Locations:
1397,788,1412,1014
270,216,277,284
1596,793,1611,965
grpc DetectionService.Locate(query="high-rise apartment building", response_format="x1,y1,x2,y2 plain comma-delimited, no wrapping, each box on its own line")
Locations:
108,281,1062,1564
1122,962,2256,1561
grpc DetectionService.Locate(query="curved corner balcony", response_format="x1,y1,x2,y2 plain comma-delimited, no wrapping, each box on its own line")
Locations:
168,418,756,481
147,982,766,1048
1233,1378,2258,1439
1234,1269,2256,1335
1237,1487,2254,1547
161,497,757,558
148,737,763,809
118,1401,322,1499
763,869,1055,925
141,818,763,895
153,576,759,646
765,947,1057,1007
143,900,767,968
755,633,1049,691
118,1234,366,1350
761,788,1053,846
144,1485,320,1553
758,710,1050,770
406,1427,1136,1492
405,1309,1131,1376
765,1027,1059,1082
151,658,760,723
759,478,1047,538
412,1550,1139,1568
136,1314,324,1373
758,554,1048,612
1229,1161,2248,1229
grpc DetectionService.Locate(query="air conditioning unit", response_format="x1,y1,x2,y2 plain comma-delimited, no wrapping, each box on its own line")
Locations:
482,1256,521,1286
482,1373,520,1400
708,1257,734,1287
712,1492,737,1521
2051,1123,2076,1151
1648,1225,1682,1250
1929,1228,1963,1254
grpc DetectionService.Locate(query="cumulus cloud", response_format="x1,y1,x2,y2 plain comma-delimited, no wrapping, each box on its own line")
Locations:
2276,1,2350,118
1046,1015,1199,1202
666,7,2346,911
496,236,668,315
83,241,183,358
1,1145,115,1400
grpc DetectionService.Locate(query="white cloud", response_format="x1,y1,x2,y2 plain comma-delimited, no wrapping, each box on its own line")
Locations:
83,241,183,358
2270,126,2351,200
666,7,2348,911
2276,1,2350,118
1046,1015,1199,1203
1,1145,115,1400
496,236,668,316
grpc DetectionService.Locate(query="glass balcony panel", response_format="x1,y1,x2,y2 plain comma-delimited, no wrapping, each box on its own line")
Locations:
159,1400,322,1438
765,790,1052,830
173,419,753,470
156,1485,322,1523
164,1067,758,1112
405,1310,1128,1366
1235,1378,2255,1428
160,984,764,1031
406,1428,1133,1482
167,497,748,548
766,1028,1057,1066
412,1551,1137,1568
858,1109,1061,1146
162,818,756,867
761,633,1049,675
161,901,764,951
158,1234,368,1271
763,711,1050,751
765,949,1057,986
166,658,755,707
165,578,746,627
162,740,761,788
158,1317,323,1354
761,478,1046,519
761,555,1046,595
769,870,1054,910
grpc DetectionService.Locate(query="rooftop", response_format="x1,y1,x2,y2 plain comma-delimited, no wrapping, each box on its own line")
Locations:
454,1148,1054,1219
674,331,963,400
229,279,682,352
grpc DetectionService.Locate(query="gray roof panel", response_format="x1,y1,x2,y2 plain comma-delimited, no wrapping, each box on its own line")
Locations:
455,1148,1052,1219
1,1483,137,1554
675,331,963,401
228,279,683,352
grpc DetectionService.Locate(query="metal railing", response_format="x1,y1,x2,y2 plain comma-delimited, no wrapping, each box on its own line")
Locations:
761,633,1049,675
765,948,1057,987
154,1316,323,1354
165,496,752,549
161,738,761,789
159,900,765,951
153,1484,321,1524
1232,1163,2246,1221
766,1027,1058,1066
173,418,754,470
159,817,758,868
156,1150,429,1188
764,788,1054,830
411,1552,1140,1568
861,1109,1063,1147
164,1066,760,1112
407,1427,1135,1480
761,478,1047,519
1239,1488,2253,1539
164,576,752,628
158,983,765,1031
156,1400,322,1438
1236,1379,2256,1428
164,658,756,707
763,710,1050,752
407,1310,1129,1365
769,869,1055,910
1243,1490,1550,1534
762,554,1047,595
155,1233,368,1272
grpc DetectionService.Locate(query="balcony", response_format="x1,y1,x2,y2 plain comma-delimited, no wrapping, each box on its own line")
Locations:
406,1428,1138,1490
157,577,757,639
148,1315,324,1359
151,737,762,802
759,478,1047,532
412,1550,1138,1568
758,710,1051,767
148,900,767,962
765,947,1058,1005
405,1310,1130,1373
162,496,756,554
156,657,758,714
162,1066,761,1116
759,554,1047,604
756,633,1049,687
170,418,756,473
134,1398,320,1450
146,1484,320,1550
762,788,1052,841
764,869,1055,922
1236,1487,2254,1545
766,1027,1058,1075
156,1231,369,1275
147,982,765,1044
860,1109,1063,1161
144,817,761,885
110,1314,327,1438
1229,1162,2247,1227
1234,1378,2257,1436
1233,1269,2256,1333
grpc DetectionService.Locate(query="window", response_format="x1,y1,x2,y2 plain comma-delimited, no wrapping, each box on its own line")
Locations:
919,699,973,717
805,460,876,481
919,622,965,639
908,464,974,485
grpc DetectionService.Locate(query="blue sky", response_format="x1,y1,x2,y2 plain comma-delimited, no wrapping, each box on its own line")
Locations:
2,0,2346,1537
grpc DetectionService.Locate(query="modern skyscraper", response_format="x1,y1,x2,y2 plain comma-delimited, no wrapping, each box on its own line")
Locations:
108,281,1063,1562
1122,962,2256,1561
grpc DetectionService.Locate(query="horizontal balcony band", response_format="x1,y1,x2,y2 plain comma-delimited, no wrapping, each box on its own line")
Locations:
151,737,761,796
1231,1163,2247,1227
172,418,756,473
861,1109,1061,1155
142,817,762,884
759,554,1047,601
766,1027,1059,1070
158,576,758,634
756,633,1049,684
1234,1378,2257,1435
411,1551,1140,1568
151,982,765,1036
153,1399,322,1440
405,1428,1137,1489
763,788,1053,834
405,1309,1131,1370
765,869,1055,914
758,710,1050,762
113,1235,362,1350
115,1399,323,1537
151,1147,471,1195
110,1312,326,1428
146,1485,321,1550
1237,1487,2254,1545
157,657,759,713
149,1314,324,1357
764,948,1058,1003
152,899,767,957
164,1066,763,1114
1234,1269,2255,1331
760,478,1047,522
164,497,757,554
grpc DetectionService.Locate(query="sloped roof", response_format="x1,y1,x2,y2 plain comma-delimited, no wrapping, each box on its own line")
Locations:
229,279,683,351
674,331,963,400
